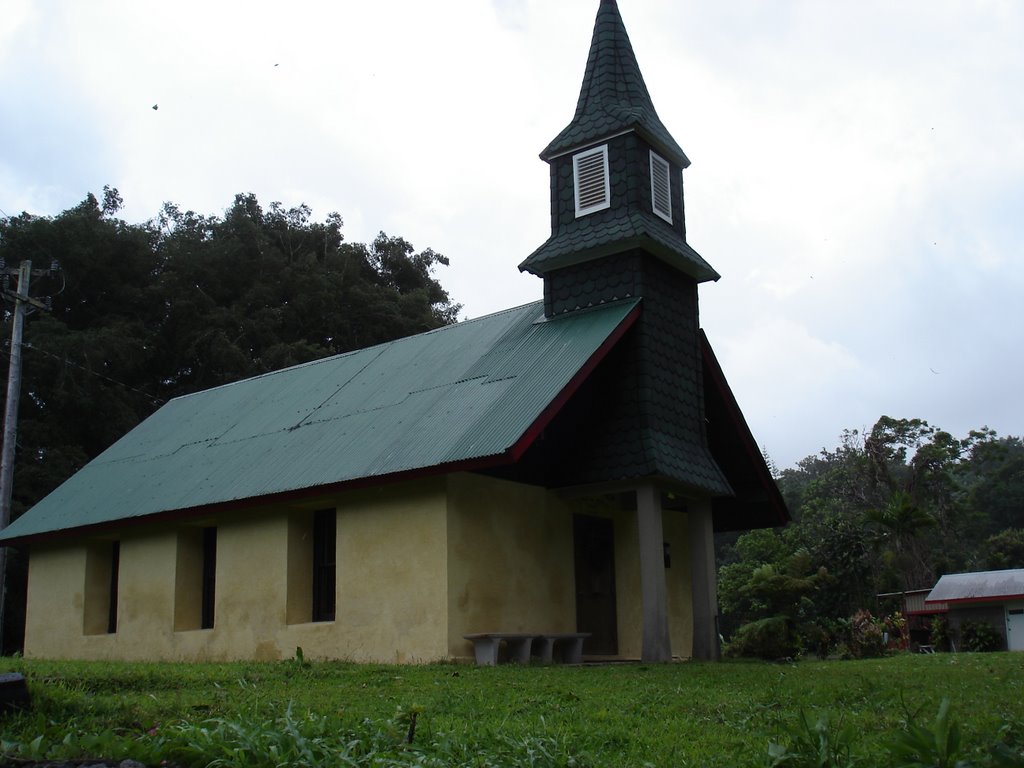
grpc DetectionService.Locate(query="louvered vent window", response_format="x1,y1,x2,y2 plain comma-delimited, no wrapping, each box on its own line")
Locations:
650,151,672,223
573,145,611,217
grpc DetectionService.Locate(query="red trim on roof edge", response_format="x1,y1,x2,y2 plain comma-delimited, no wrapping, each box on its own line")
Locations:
2,303,643,549
926,594,1024,606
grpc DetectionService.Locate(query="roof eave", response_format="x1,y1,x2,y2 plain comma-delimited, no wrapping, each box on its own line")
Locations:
927,593,1024,606
540,125,690,169
519,236,720,283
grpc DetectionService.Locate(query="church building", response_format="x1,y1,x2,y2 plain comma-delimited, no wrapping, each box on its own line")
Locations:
0,0,787,664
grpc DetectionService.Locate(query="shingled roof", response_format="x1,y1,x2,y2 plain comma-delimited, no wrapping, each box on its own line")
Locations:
519,207,718,281
541,0,689,166
0,299,641,544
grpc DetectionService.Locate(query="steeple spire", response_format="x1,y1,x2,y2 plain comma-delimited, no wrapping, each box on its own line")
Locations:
541,0,689,167
520,0,718,284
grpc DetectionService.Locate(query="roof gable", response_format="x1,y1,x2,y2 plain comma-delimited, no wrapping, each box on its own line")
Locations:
1,299,641,543
541,0,689,166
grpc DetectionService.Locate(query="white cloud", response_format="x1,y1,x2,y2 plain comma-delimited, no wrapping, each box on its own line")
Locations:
706,314,874,466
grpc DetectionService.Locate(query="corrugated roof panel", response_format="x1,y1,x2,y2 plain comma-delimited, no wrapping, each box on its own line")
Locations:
926,569,1024,604
1,299,640,542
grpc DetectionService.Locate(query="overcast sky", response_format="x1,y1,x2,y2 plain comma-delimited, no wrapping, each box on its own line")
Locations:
1,0,1021,470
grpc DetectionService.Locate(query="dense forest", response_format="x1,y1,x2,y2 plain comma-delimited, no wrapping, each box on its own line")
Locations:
0,188,460,652
718,417,1024,658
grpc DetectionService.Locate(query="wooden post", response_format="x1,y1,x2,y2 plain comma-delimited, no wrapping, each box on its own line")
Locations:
688,499,720,661
637,484,670,662
0,260,32,652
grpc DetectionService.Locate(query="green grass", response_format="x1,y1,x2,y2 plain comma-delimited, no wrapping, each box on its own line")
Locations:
1,653,1023,767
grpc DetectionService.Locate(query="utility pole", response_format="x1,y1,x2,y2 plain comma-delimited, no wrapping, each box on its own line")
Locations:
0,259,54,654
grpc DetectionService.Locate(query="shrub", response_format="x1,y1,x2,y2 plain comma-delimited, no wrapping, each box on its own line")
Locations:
961,620,1002,652
885,611,909,651
798,621,835,660
848,609,886,659
931,615,951,652
797,617,852,660
725,615,801,660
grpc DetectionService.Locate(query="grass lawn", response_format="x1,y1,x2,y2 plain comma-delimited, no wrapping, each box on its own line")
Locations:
1,653,1022,767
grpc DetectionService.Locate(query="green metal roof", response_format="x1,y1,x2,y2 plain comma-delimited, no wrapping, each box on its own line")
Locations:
541,0,689,166
520,208,719,282
0,299,641,543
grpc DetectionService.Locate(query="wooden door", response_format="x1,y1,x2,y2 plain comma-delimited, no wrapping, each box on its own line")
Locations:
573,514,618,655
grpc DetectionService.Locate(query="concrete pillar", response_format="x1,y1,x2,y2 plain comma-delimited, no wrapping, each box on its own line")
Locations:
636,484,671,662
688,499,720,661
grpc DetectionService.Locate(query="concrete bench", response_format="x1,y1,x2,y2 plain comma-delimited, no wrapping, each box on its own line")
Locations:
463,632,591,665
534,633,590,664
463,633,536,665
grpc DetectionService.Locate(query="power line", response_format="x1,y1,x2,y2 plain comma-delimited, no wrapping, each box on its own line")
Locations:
0,342,166,408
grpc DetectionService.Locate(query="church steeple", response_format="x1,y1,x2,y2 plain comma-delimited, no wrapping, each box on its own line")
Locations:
510,2,783,664
515,0,731,502
520,0,718,290
541,0,688,167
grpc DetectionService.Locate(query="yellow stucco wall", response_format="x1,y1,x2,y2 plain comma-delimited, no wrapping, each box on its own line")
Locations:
445,473,577,659
666,509,695,660
444,474,697,662
611,506,642,659
626,505,696,660
22,479,449,663
330,482,448,663
22,474,698,663
25,543,87,650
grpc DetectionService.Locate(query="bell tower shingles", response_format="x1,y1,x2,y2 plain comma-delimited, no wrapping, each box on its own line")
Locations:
521,0,730,495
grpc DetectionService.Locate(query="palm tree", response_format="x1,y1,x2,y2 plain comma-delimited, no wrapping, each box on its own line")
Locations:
864,491,937,590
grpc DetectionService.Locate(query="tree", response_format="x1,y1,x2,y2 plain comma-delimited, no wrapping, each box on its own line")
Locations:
864,490,936,591
724,549,824,660
718,415,1023,656
965,437,1024,536
982,529,1024,570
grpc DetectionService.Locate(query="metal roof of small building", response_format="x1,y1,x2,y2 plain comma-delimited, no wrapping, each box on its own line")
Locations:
926,569,1024,605
540,0,689,166
878,589,948,614
0,299,641,544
